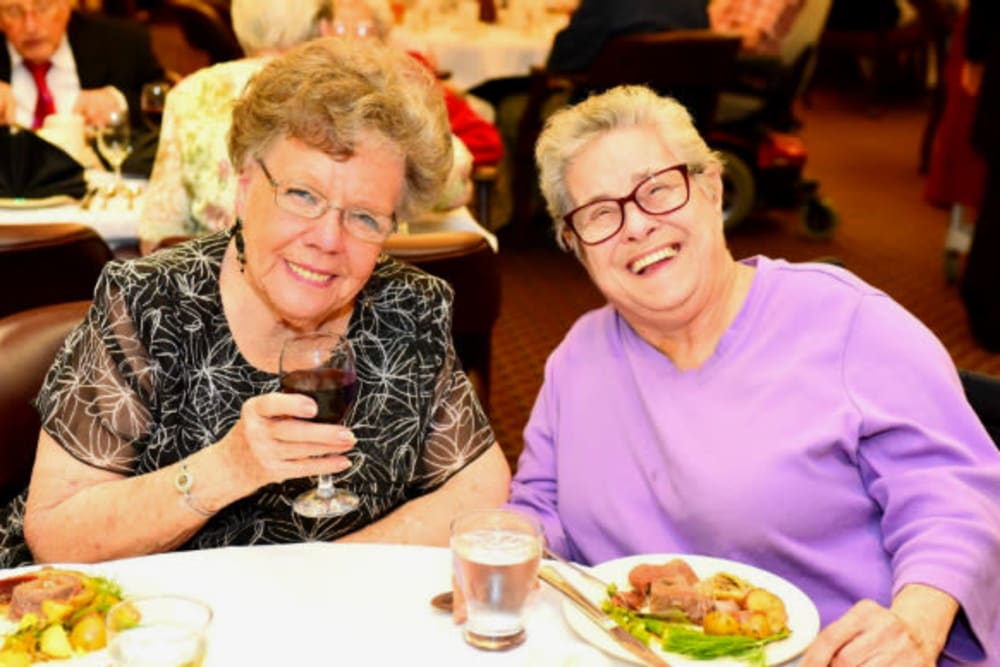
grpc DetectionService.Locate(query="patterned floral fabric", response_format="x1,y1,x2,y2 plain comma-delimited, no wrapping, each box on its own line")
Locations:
0,231,495,567
137,58,474,246
138,59,263,244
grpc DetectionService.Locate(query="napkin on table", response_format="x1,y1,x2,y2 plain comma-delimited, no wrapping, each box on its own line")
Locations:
0,125,87,200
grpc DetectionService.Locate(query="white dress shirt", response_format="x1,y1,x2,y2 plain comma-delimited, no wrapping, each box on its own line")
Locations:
6,36,81,127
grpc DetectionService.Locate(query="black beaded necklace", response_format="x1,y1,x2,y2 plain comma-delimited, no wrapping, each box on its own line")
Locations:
229,218,246,272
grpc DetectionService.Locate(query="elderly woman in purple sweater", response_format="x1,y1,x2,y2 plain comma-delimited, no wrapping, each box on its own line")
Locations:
506,85,1000,665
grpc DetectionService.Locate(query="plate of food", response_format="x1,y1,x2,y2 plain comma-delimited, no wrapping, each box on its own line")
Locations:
0,566,131,666
561,553,820,667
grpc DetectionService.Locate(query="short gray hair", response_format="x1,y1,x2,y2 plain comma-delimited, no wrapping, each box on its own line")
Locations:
535,85,722,252
229,37,453,221
231,0,330,54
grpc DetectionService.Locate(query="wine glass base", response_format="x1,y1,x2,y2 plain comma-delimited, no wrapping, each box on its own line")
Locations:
293,488,360,518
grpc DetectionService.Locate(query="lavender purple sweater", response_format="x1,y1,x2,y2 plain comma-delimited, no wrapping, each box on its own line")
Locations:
509,256,1000,665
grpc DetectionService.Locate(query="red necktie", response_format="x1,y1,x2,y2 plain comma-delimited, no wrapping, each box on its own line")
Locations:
25,60,55,129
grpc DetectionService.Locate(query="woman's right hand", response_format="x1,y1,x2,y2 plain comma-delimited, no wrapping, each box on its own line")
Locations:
223,392,357,489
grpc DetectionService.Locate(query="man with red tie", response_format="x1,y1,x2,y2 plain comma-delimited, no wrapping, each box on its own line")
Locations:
0,0,164,128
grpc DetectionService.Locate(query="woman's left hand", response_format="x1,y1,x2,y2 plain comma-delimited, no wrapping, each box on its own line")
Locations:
798,599,935,667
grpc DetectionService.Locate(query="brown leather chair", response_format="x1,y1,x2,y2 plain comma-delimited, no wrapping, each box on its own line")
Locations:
0,223,113,320
384,232,501,413
0,300,91,505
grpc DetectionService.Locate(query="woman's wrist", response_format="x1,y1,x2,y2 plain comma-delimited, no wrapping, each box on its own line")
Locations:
175,438,265,518
173,460,215,517
891,583,959,659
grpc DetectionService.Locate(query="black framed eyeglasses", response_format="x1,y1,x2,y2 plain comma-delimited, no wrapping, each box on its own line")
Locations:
256,158,397,243
563,164,692,246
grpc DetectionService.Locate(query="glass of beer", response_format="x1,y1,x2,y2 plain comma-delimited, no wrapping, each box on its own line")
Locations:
450,508,543,650
107,595,212,667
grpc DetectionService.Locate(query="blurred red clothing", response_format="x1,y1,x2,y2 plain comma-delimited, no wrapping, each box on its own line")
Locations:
925,9,986,209
408,51,504,167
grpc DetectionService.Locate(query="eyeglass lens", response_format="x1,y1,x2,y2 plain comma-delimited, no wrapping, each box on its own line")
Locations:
566,165,690,245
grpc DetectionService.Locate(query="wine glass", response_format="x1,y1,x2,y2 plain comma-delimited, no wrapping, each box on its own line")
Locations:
280,332,361,518
96,110,132,196
140,81,170,131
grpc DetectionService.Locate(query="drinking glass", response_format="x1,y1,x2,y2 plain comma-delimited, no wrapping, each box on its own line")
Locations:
96,110,132,196
140,81,170,131
451,508,543,650
107,595,212,667
280,332,360,518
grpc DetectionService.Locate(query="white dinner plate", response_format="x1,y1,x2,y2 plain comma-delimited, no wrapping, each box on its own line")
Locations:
0,195,77,209
561,553,820,667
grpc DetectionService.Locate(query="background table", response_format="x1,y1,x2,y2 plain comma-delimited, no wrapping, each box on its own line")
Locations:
391,15,569,91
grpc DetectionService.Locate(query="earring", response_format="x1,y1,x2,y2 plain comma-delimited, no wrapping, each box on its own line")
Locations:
230,218,246,273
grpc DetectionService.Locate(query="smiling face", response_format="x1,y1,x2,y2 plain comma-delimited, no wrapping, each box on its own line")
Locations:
0,0,72,64
234,133,404,332
565,124,731,335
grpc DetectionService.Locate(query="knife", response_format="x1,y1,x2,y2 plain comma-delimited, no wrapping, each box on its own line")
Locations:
538,565,673,667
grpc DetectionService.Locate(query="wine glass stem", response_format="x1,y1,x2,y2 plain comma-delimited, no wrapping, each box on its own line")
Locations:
316,475,335,499
113,162,124,193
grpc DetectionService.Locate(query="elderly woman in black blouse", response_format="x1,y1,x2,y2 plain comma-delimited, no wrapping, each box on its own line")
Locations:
0,37,509,566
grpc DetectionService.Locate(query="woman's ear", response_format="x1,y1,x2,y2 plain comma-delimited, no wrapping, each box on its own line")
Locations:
699,164,724,209
233,161,253,218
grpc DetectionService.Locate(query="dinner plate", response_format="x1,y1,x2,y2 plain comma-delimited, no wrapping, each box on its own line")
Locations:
0,565,146,666
561,553,820,667
0,195,77,209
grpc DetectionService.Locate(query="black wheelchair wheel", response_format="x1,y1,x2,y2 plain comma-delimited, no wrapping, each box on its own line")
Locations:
718,149,756,232
801,195,838,240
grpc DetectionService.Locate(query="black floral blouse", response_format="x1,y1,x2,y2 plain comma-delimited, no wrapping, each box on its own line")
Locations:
0,231,494,566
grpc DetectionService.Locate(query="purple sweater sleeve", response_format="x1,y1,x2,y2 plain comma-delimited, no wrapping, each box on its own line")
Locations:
506,352,573,556
843,293,1000,661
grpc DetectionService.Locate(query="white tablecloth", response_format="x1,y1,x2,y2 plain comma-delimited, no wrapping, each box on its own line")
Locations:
0,201,140,248
391,16,568,91
2,543,619,666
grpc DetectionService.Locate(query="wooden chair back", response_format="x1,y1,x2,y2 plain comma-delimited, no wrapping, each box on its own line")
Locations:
0,223,113,320
385,233,501,412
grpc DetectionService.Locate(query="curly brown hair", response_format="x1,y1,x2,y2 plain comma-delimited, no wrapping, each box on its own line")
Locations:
229,37,453,220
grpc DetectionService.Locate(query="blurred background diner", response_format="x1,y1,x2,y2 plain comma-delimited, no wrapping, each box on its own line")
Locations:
1,0,999,553
0,0,163,129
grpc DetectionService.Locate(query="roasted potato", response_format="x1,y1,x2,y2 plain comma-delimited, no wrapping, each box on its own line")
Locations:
69,613,107,652
701,572,754,602
745,587,788,633
702,609,741,636
738,610,773,639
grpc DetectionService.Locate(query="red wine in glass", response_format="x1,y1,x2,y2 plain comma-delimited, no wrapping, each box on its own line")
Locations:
280,368,357,424
279,332,360,518
140,81,169,131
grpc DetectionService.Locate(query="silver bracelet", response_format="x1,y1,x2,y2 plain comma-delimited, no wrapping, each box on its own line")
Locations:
174,461,214,517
